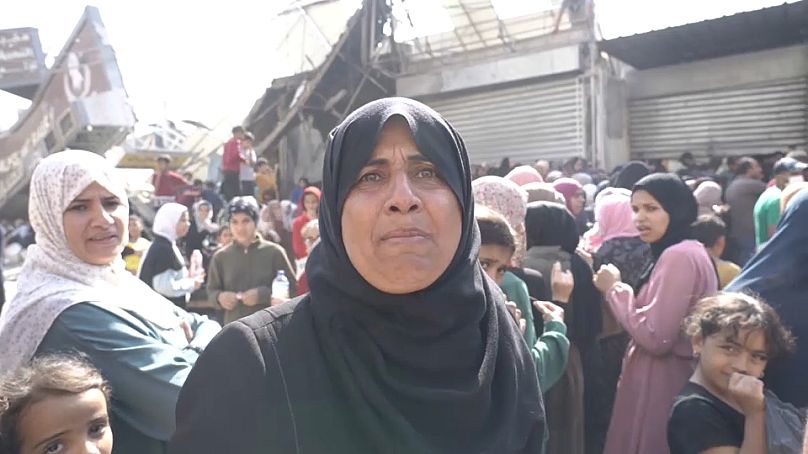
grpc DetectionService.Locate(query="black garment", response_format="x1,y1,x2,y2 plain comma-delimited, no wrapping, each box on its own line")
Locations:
509,267,549,302
221,171,240,202
138,235,186,308
593,236,652,289
170,98,544,453
524,202,602,347
633,173,698,292
668,382,745,454
184,220,211,258
612,161,651,190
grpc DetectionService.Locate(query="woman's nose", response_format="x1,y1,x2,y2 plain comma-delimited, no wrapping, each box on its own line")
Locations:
90,204,115,226
385,172,421,214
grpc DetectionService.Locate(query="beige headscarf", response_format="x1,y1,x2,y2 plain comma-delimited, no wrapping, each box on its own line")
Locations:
0,150,183,371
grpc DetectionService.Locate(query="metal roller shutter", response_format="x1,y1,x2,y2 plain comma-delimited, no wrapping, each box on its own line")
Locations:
629,78,808,159
422,76,585,165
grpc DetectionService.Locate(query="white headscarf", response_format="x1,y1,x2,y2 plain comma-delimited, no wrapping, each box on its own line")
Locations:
192,200,217,234
0,150,183,371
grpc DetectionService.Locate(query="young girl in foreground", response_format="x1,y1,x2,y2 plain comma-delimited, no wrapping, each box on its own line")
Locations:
668,293,796,454
0,355,113,454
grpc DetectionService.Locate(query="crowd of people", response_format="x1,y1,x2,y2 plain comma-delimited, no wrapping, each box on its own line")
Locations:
1,97,808,454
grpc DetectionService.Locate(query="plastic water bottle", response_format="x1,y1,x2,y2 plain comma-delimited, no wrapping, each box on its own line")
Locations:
189,250,203,277
272,270,289,300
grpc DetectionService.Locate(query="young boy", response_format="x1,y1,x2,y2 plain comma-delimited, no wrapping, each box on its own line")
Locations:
691,215,741,289
475,205,570,392
668,292,798,454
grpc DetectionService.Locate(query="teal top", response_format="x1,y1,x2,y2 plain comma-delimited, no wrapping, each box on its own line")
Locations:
500,271,570,393
37,302,220,454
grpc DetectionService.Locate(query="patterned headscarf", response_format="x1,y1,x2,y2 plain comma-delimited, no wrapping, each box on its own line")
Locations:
472,176,528,264
583,189,639,252
0,150,183,371
505,165,544,186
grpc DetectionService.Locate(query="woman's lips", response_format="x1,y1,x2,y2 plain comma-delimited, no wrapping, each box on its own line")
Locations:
380,228,430,243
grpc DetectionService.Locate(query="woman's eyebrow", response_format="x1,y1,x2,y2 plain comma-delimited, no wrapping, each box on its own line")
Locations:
362,154,429,168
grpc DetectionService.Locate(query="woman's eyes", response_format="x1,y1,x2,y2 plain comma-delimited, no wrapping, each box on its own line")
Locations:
359,172,382,183
44,441,64,454
415,167,436,178
720,345,738,353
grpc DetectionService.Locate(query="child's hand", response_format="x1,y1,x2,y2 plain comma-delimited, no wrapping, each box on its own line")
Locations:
533,300,565,324
551,262,574,303
728,372,765,416
505,301,527,335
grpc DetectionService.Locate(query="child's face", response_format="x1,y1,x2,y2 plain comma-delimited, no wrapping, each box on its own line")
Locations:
18,389,112,454
478,244,513,286
693,328,769,395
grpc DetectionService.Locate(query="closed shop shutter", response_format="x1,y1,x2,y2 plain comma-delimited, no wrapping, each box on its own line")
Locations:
422,76,585,165
629,78,808,159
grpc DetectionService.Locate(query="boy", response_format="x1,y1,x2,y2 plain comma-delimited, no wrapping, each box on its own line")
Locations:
476,205,570,392
691,215,741,289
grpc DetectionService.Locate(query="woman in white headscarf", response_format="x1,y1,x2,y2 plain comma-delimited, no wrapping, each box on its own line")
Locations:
138,202,203,309
0,150,220,454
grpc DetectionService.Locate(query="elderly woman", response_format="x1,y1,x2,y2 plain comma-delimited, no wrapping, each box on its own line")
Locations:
169,98,545,453
0,150,221,454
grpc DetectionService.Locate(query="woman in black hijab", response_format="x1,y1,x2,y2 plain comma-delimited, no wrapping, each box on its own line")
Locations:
611,161,651,190
169,98,545,454
522,201,603,454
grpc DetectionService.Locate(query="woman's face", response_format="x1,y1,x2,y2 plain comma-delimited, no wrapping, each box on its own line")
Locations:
631,190,670,244
175,211,190,239
198,204,210,220
341,118,462,294
18,388,113,454
569,190,585,215
63,182,127,266
303,193,319,217
269,203,282,221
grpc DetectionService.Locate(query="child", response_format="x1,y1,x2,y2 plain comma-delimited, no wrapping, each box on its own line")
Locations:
475,205,570,392
0,354,113,454
668,292,796,454
691,215,741,289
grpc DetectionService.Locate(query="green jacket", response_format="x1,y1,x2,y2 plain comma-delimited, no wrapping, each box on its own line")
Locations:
500,271,570,393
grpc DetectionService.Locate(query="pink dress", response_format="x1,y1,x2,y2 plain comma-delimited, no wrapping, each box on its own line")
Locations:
603,240,718,454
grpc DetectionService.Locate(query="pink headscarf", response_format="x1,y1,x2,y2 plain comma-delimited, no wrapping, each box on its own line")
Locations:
693,181,722,216
505,165,543,186
552,177,583,212
583,189,639,252
471,176,528,264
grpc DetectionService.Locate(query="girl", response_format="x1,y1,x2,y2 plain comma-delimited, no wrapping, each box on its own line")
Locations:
291,187,321,260
138,203,203,308
594,173,719,454
552,177,589,235
668,292,796,454
0,354,113,454
184,200,218,258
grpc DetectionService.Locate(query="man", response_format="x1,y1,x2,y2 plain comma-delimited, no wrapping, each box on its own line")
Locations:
122,215,152,275
754,157,807,246
240,132,258,197
206,197,297,324
221,126,245,201
151,155,188,208
724,157,766,265
676,152,699,178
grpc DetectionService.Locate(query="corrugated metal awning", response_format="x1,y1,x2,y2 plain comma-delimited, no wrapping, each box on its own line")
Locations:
599,1,808,70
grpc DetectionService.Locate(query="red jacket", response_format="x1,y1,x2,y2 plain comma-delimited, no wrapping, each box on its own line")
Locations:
152,171,188,198
221,137,243,173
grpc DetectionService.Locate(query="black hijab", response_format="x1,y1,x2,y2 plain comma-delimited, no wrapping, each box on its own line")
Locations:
305,98,544,453
613,161,651,190
524,201,602,347
632,173,698,292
